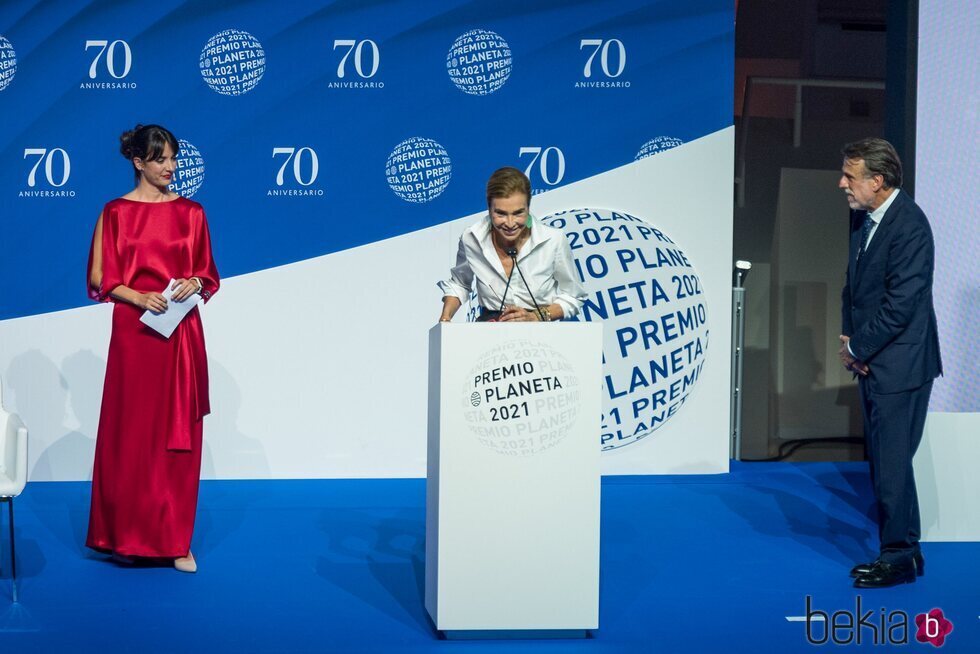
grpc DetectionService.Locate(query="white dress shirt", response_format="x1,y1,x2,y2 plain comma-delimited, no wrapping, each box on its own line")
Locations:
438,217,587,319
860,187,899,256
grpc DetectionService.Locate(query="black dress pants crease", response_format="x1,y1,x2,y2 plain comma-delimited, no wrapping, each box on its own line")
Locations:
859,378,933,566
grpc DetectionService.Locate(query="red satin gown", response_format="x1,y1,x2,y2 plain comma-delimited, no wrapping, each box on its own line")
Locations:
86,196,219,558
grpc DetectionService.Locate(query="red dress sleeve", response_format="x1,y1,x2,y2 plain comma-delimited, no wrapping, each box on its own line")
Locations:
191,204,220,302
88,204,123,303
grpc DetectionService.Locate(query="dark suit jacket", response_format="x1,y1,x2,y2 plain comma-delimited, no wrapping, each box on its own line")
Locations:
841,189,943,395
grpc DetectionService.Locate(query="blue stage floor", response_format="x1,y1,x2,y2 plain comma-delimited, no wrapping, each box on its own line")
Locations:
1,462,977,653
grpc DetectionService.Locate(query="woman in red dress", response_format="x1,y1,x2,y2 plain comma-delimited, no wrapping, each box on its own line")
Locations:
86,124,219,573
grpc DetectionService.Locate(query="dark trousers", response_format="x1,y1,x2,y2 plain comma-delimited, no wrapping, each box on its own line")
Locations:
858,379,933,565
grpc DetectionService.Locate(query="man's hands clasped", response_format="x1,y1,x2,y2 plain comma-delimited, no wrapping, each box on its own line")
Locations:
839,335,869,377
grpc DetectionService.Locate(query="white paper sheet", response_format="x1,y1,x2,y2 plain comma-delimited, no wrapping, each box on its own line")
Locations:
139,278,202,339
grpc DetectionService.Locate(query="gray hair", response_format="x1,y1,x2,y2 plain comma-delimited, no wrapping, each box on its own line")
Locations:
841,137,903,189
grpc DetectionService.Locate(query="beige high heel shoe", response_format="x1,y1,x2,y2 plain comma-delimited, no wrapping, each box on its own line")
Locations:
174,551,197,573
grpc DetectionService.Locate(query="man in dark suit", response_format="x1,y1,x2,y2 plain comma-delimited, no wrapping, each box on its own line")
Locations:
838,137,943,589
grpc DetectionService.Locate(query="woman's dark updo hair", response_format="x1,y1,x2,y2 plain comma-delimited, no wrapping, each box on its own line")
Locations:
119,124,179,184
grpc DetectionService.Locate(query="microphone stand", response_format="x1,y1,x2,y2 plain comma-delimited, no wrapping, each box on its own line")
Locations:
509,248,544,320
491,227,517,316
497,262,515,314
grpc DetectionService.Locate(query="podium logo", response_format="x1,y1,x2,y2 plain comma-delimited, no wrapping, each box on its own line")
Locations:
463,340,580,457
267,146,323,197
81,39,135,89
168,140,205,198
542,208,708,451
329,39,383,89
200,29,265,96
20,148,75,198
576,39,630,89
636,136,683,160
385,137,451,203
519,146,566,194
447,29,511,96
0,35,17,92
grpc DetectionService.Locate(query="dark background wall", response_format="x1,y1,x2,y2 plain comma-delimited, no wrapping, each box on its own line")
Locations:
734,0,917,460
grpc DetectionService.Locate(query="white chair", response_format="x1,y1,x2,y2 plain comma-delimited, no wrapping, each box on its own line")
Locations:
0,376,28,602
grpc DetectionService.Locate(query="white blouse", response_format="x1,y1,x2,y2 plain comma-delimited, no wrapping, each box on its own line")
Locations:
438,217,587,319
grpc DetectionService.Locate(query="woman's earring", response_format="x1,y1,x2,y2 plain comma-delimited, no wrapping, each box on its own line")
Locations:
526,212,534,228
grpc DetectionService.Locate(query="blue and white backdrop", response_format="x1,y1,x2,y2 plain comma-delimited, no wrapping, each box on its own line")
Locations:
0,1,735,480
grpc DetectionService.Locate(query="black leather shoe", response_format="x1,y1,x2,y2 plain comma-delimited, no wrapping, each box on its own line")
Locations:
853,561,916,588
850,551,924,578
850,561,873,578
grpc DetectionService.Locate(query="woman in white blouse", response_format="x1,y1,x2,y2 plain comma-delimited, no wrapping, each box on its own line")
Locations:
439,167,586,322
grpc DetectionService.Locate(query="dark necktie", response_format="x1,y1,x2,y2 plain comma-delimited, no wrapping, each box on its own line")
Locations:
858,213,874,260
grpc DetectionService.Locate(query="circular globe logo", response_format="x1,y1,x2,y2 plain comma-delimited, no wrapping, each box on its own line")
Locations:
636,136,684,160
169,140,205,198
385,137,451,203
541,208,709,451
199,29,266,96
0,36,16,92
446,29,512,96
463,339,580,457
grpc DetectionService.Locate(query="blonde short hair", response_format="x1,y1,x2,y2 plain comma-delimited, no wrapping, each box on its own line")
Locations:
486,166,531,208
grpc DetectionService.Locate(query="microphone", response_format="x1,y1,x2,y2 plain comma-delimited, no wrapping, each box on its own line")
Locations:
509,248,544,319
496,250,516,314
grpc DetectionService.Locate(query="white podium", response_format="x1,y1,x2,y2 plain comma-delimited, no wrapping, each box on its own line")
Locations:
425,322,602,638
916,413,980,541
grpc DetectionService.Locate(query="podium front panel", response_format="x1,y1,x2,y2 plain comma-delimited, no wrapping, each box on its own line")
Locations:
425,322,602,631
